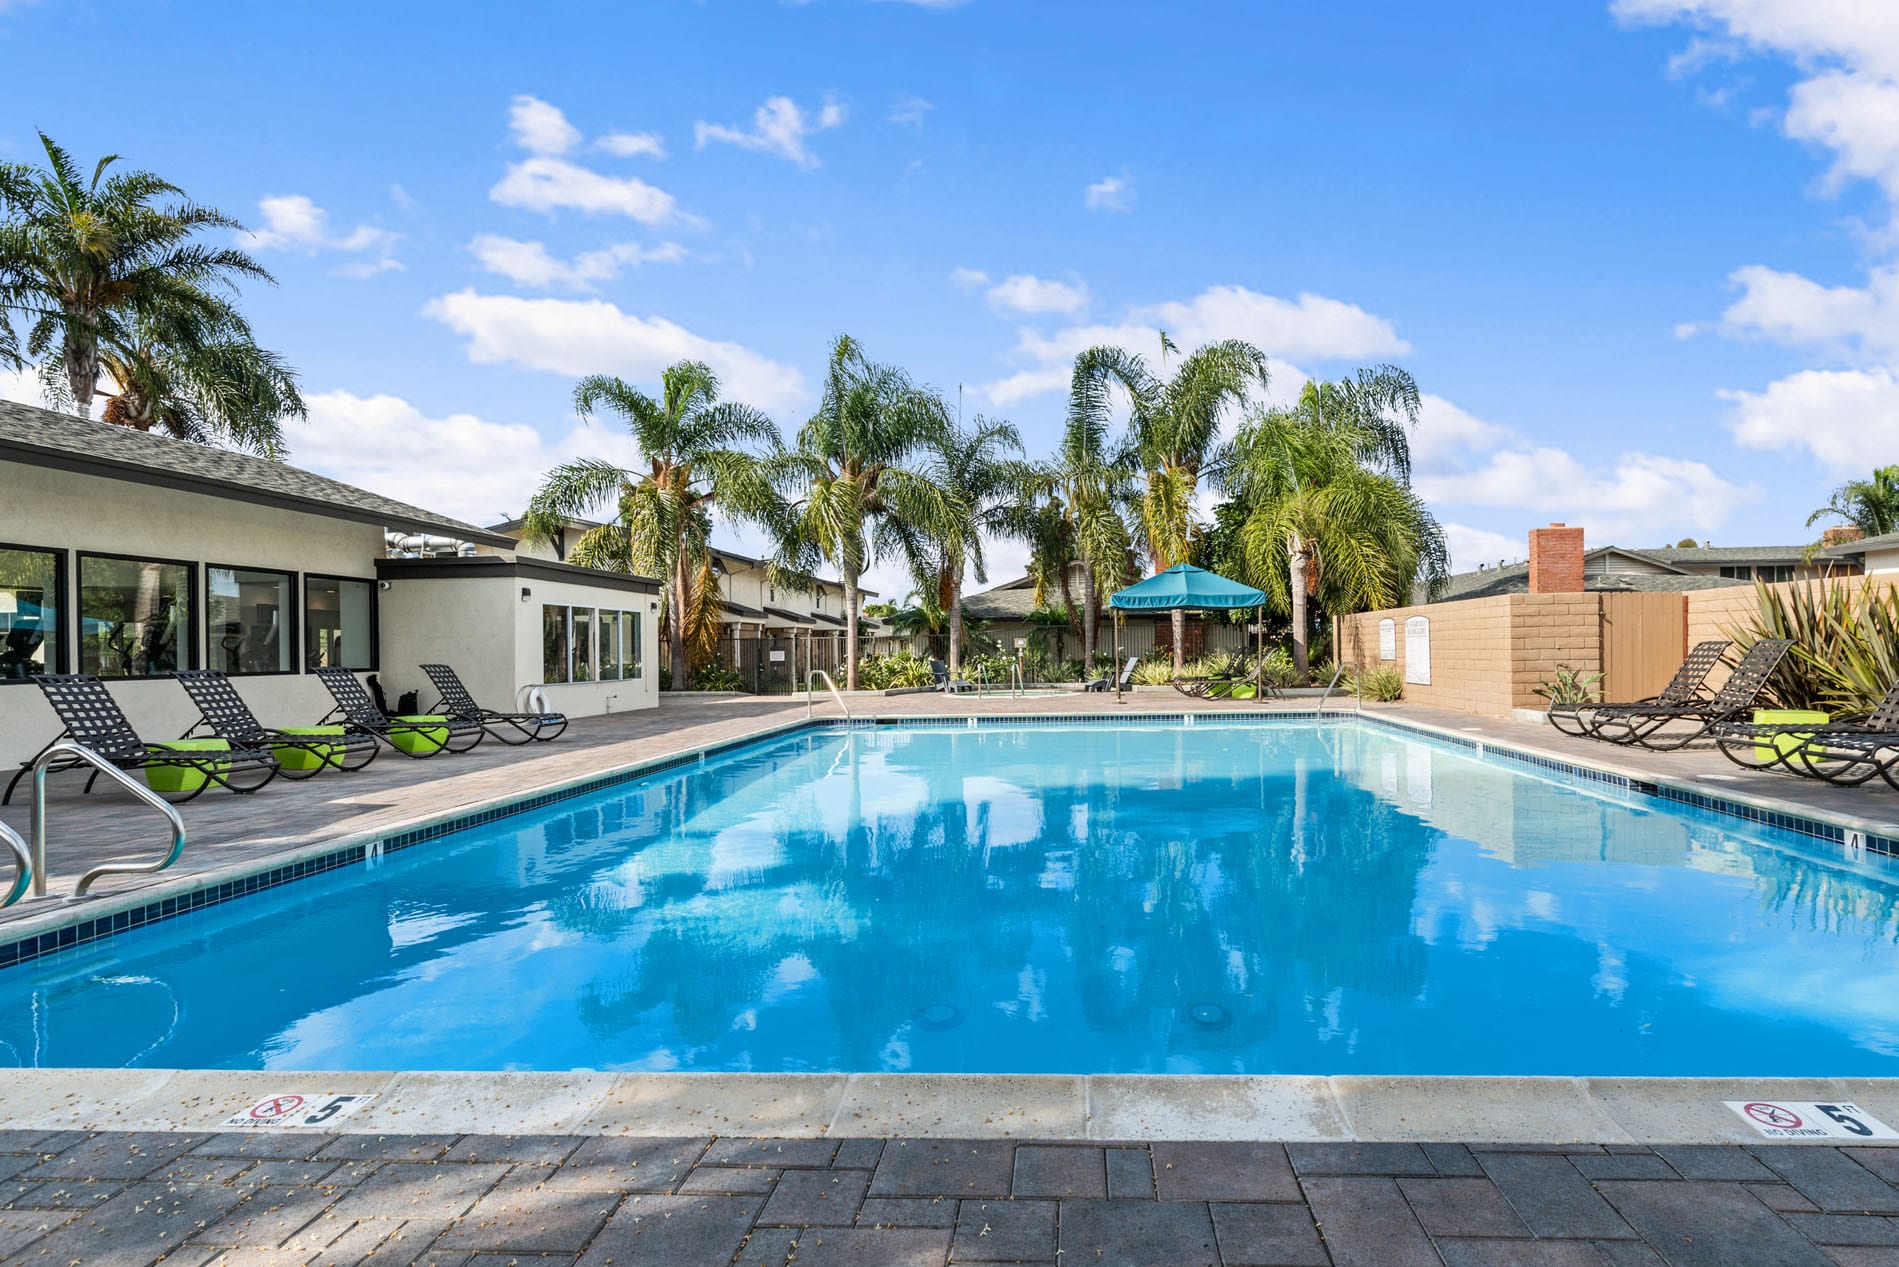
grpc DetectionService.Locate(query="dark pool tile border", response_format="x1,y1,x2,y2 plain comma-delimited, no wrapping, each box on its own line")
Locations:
7,708,1897,971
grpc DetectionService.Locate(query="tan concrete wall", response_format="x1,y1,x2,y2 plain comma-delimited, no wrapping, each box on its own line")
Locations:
1338,593,1602,718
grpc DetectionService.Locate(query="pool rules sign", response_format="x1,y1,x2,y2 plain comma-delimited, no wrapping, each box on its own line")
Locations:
1726,1100,1899,1141
223,1093,376,1129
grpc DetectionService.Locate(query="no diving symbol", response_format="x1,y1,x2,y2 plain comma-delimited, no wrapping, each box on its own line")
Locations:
248,1095,306,1121
1745,1102,1803,1130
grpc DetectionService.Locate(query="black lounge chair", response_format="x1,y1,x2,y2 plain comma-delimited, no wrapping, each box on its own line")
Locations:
929,658,977,694
1173,652,1260,700
175,670,379,778
1085,657,1141,693
2,674,278,804
1548,639,1730,738
420,663,568,745
1713,678,1899,787
314,666,482,758
1592,639,1795,751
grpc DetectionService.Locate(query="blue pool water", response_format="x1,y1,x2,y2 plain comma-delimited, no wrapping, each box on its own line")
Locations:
4,718,1899,1075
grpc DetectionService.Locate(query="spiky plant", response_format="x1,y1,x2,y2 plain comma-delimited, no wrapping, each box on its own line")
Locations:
524,361,781,686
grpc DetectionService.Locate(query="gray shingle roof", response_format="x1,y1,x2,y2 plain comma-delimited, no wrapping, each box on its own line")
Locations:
1823,530,1895,557
1,397,513,545
1639,544,1813,566
1421,560,1750,603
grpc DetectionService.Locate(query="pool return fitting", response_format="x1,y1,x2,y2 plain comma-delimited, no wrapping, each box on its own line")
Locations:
26,741,187,900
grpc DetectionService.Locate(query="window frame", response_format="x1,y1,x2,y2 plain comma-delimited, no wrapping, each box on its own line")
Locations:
0,540,67,684
205,562,300,678
75,550,199,679
542,603,571,684
303,572,380,672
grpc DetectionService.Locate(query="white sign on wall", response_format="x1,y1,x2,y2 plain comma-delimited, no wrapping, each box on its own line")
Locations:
769,650,786,663
1404,617,1431,685
1378,618,1396,661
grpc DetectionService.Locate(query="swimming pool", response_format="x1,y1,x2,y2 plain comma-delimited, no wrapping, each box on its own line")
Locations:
3,717,1898,1076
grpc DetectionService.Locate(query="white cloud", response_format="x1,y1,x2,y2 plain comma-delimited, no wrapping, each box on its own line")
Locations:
1086,174,1133,212
597,130,667,159
889,94,934,128
489,156,681,223
1416,447,1755,542
239,195,400,273
974,283,1411,405
0,366,54,411
694,95,847,169
1722,366,1899,473
509,94,582,155
984,273,1090,317
424,289,807,413
290,390,648,528
1442,524,1527,572
949,267,990,291
1409,393,1514,469
1711,263,1899,358
467,235,687,290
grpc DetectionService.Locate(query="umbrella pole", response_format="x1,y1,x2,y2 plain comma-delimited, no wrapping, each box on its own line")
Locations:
1114,610,1123,705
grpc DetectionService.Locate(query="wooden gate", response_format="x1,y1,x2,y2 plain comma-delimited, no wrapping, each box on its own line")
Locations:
1599,593,1687,703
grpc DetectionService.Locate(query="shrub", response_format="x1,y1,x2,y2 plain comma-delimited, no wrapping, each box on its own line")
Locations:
857,650,936,690
1356,665,1404,702
1258,648,1299,689
1729,578,1899,716
688,659,746,691
1534,665,1603,707
1132,660,1176,686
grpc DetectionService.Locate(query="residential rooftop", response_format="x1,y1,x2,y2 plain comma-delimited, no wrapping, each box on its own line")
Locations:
0,397,512,546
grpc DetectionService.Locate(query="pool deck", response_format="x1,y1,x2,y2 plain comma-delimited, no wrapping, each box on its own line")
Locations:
7,691,1899,1263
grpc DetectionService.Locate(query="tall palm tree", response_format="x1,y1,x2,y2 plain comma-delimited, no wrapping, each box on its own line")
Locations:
1080,336,1268,672
0,132,276,418
1808,466,1899,540
769,334,953,689
523,361,780,687
1214,365,1449,681
93,303,304,456
905,415,1025,673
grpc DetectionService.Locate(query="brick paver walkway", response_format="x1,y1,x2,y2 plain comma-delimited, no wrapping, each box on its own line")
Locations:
4,1130,1897,1265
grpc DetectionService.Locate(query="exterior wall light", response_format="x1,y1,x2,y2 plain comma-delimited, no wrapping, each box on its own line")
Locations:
521,587,532,603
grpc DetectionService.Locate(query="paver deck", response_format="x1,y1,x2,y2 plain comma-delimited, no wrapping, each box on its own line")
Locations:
2,1128,1896,1265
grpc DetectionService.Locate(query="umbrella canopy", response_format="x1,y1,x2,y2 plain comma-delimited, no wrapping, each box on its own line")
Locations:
1109,563,1266,611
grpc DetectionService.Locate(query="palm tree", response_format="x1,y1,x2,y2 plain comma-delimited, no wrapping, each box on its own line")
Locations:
523,362,780,688
769,335,953,690
905,416,1026,673
1808,466,1899,540
0,132,276,418
1021,348,1145,671
1214,365,1449,681
1079,336,1268,672
93,303,304,456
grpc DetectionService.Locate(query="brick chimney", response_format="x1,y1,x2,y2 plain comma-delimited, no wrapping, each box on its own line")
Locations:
1824,526,1867,547
1528,523,1585,594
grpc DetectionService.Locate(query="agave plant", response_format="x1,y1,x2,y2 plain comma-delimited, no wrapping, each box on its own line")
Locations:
1726,579,1899,716
1533,664,1604,707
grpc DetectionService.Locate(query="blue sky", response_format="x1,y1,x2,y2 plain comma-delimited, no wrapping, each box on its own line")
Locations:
4,0,1897,596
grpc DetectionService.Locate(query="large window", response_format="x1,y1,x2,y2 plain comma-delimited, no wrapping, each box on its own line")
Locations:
208,566,295,675
78,554,194,678
0,544,62,683
305,576,376,670
542,605,570,684
543,605,645,683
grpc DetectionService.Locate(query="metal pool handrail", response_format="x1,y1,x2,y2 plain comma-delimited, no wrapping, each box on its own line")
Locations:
0,821,29,909
30,741,187,899
1317,662,1347,712
807,669,850,720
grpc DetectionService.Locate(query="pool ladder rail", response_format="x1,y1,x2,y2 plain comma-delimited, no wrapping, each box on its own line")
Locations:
0,821,28,910
807,669,850,720
14,740,189,904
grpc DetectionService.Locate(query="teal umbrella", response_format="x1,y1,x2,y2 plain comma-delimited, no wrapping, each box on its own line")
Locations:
1107,564,1267,701
1109,563,1265,610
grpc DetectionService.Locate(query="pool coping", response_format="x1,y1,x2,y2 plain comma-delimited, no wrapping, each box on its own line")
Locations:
8,703,1899,1147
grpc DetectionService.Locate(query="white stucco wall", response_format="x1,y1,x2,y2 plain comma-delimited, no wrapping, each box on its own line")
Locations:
1,462,386,771
1862,545,1899,575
